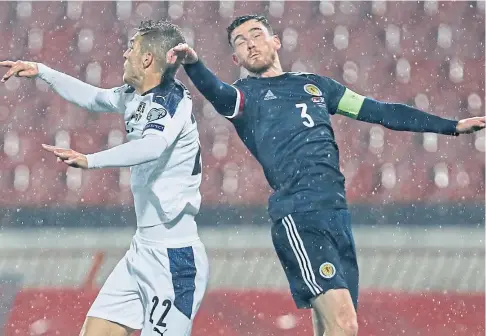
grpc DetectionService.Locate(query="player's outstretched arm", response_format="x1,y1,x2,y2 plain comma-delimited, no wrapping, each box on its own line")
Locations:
0,60,122,113
331,85,484,135
42,135,168,169
166,44,242,118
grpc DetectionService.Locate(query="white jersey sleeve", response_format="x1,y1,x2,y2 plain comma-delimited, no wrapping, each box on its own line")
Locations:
86,135,167,169
37,63,130,113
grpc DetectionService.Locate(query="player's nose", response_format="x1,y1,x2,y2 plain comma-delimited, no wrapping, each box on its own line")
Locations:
247,39,256,48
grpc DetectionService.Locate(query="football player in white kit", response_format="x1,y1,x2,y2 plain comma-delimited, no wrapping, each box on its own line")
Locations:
0,20,209,336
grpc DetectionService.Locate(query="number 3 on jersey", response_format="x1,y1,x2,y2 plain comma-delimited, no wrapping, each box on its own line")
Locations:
296,103,315,128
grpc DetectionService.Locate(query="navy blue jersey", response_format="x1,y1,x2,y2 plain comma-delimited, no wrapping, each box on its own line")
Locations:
184,61,458,222
229,73,348,221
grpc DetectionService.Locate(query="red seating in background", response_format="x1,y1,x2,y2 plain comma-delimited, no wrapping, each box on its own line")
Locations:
0,1,483,206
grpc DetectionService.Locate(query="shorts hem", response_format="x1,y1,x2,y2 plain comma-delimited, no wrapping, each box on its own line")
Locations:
294,284,350,309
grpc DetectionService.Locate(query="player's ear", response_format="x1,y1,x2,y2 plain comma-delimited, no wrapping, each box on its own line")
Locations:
143,52,154,69
232,53,241,66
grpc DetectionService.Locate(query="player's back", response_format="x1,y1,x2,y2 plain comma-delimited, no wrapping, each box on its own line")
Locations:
122,78,202,235
232,72,347,222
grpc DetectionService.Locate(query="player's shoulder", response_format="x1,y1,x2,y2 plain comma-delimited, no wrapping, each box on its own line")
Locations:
232,76,253,89
149,79,192,117
288,71,328,82
291,72,344,94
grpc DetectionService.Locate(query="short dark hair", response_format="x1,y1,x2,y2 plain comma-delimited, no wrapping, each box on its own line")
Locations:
226,15,273,45
136,20,186,71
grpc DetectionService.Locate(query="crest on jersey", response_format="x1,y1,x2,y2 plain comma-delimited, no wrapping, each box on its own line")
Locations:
319,262,336,279
304,84,322,96
134,102,146,122
147,107,168,122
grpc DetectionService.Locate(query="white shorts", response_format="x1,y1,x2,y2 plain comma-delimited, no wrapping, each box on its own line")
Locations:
87,230,209,336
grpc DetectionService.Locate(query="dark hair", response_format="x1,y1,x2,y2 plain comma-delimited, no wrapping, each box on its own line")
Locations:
136,20,186,70
226,15,273,45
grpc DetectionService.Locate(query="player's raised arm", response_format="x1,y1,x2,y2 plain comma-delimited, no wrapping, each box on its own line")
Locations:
323,76,485,135
167,44,244,119
0,60,124,113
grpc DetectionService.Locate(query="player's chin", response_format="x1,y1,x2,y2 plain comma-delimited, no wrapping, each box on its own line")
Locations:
122,73,133,86
246,62,270,75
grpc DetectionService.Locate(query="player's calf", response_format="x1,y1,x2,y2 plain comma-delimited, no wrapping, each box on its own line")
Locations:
311,288,358,336
80,316,136,336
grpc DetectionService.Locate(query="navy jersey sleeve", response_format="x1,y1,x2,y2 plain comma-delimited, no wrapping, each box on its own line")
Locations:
318,75,458,135
316,76,346,115
183,61,248,119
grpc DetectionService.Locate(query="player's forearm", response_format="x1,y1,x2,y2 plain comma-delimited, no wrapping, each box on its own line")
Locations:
37,64,116,113
183,61,239,115
358,99,458,135
86,136,167,168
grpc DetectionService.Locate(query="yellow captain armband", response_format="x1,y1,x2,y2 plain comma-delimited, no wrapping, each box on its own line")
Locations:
336,88,366,119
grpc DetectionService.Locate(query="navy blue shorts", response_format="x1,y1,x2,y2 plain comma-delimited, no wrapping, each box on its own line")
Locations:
271,209,359,310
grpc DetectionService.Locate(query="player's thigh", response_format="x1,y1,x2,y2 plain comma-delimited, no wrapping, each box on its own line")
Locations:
80,316,136,336
87,248,144,332
311,308,326,336
311,288,357,334
135,239,209,336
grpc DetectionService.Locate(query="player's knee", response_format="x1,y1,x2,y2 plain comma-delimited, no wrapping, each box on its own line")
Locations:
333,308,358,336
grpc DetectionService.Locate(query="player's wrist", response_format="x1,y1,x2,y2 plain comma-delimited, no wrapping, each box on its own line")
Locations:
36,63,51,79
85,154,97,169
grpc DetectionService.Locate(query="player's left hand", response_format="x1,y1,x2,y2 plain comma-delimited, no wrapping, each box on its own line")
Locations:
456,116,485,134
42,144,88,169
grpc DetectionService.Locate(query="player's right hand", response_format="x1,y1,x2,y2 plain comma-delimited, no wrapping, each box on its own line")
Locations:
166,43,199,65
0,60,39,82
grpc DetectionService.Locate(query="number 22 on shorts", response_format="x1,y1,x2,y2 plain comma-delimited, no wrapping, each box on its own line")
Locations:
149,296,172,335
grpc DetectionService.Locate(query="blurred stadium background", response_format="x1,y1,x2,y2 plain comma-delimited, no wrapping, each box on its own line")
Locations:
0,1,484,335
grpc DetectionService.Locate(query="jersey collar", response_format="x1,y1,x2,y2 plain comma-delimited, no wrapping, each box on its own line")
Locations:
140,75,175,97
247,72,290,80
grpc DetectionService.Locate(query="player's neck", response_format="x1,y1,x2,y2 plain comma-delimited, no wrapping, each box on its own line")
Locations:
135,72,163,95
253,60,284,78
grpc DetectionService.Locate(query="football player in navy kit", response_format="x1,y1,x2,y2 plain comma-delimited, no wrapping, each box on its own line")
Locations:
166,15,485,336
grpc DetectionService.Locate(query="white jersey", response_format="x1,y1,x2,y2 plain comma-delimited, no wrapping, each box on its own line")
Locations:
37,65,202,233
117,81,201,228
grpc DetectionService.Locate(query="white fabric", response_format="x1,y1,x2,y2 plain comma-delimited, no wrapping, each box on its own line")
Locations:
86,135,168,168
37,64,202,232
37,63,127,113
87,226,209,335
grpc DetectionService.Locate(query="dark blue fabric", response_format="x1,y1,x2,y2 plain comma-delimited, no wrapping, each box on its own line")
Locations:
168,247,196,320
142,77,185,117
358,98,459,135
184,61,239,117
